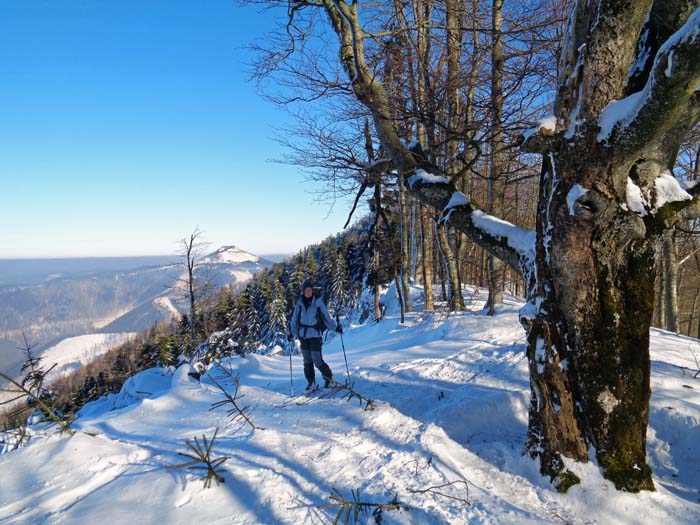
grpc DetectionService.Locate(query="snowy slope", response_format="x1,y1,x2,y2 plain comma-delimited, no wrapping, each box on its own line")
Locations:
200,245,261,265
41,333,139,382
0,333,138,407
1,287,699,525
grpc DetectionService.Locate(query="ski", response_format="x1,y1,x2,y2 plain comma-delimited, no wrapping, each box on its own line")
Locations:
304,383,320,396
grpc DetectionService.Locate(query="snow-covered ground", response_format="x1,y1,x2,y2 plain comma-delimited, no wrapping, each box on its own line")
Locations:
1,287,699,524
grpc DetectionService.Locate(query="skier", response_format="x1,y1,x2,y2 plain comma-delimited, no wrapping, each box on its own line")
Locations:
290,281,343,391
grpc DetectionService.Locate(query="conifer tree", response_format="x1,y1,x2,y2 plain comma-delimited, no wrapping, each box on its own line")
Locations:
304,248,319,285
268,280,288,349
318,242,334,301
289,253,307,299
331,248,350,315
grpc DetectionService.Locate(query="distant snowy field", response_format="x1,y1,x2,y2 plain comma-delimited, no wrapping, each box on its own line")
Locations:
42,332,139,381
1,287,699,524
0,332,138,407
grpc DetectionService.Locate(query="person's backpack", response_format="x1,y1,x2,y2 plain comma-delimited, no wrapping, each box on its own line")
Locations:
314,299,327,333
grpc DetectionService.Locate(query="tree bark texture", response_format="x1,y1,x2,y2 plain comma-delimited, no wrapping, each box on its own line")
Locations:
420,206,435,311
399,180,413,313
485,0,505,316
662,231,680,332
443,0,466,311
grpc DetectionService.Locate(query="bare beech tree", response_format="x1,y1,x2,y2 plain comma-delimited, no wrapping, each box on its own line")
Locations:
177,228,214,356
243,0,700,492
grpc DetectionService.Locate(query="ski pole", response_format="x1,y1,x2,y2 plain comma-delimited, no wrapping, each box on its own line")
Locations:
336,314,351,384
288,329,294,397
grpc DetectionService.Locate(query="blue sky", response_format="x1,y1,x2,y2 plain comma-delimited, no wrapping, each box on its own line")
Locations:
0,0,352,258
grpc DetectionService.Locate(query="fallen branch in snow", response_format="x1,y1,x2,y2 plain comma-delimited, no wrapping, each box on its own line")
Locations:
207,367,264,431
318,487,410,524
165,427,230,489
402,456,433,477
330,380,376,411
549,509,575,525
408,479,470,506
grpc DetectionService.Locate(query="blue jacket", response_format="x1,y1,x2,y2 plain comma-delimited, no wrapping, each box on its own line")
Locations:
291,295,336,339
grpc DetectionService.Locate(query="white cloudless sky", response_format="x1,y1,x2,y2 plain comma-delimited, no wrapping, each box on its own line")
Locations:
0,0,353,258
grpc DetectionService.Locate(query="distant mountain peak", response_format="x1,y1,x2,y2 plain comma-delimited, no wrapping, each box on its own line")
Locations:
201,245,261,265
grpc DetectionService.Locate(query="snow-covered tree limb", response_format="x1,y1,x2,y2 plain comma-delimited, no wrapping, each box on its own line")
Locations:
628,1,700,94
406,169,534,276
520,115,558,153
556,0,654,125
599,8,700,149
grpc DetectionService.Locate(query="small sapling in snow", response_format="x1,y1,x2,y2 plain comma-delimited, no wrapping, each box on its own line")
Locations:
165,427,230,489
0,334,74,436
207,365,264,430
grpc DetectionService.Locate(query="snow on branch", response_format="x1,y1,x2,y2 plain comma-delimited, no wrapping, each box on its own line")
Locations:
520,115,558,153
598,7,700,146
406,169,535,276
623,171,697,217
525,115,557,138
407,168,448,186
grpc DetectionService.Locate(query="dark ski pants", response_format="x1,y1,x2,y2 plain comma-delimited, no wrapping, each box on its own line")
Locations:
299,337,333,385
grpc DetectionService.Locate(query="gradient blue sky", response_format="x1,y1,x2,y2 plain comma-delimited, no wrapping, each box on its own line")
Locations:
0,0,352,258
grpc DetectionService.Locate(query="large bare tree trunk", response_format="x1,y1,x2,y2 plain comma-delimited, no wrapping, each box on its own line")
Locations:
662,231,680,332
399,180,413,313
655,254,666,328
442,0,466,311
420,206,435,311
437,221,464,310
485,0,505,315
416,0,434,312
514,2,700,491
373,244,382,321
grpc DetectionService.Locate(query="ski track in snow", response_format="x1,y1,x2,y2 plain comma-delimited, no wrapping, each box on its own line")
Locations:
1,286,699,524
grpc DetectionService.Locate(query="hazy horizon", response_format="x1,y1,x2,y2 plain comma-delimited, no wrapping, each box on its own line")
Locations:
0,251,292,261
0,249,291,288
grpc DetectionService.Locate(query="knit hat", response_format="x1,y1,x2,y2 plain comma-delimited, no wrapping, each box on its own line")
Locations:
302,280,314,294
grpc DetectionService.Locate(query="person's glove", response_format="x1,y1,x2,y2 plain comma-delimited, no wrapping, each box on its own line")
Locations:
336,324,343,334
287,332,294,342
